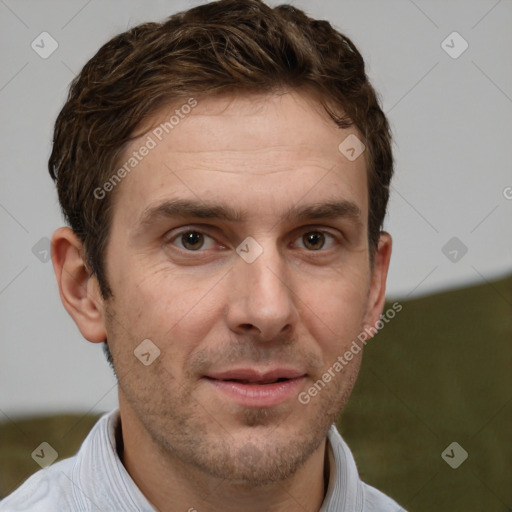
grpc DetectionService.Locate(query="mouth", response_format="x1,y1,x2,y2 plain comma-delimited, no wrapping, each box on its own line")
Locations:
209,377,291,384
206,368,305,382
203,368,306,407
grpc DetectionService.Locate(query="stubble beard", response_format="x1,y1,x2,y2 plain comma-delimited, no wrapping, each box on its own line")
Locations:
116,354,359,487
106,306,361,487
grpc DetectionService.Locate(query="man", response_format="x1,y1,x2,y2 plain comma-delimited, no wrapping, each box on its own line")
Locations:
1,0,405,510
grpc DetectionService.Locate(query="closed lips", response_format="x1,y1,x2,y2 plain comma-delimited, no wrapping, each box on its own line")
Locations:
204,369,306,384
206,377,293,384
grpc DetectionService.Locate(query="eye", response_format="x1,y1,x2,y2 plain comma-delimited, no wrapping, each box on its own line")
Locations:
170,230,217,251
294,231,337,251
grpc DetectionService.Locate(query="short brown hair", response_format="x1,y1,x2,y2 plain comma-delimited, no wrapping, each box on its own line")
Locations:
49,0,393,299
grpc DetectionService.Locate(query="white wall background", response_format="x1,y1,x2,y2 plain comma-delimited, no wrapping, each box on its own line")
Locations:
1,0,511,417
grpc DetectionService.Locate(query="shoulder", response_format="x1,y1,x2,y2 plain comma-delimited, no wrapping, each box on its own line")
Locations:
0,458,76,511
326,425,407,512
0,410,117,512
362,481,407,512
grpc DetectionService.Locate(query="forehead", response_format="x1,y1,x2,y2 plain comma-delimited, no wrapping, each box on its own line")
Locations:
110,90,368,228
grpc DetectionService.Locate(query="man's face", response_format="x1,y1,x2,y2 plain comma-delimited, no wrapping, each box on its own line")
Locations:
100,91,389,483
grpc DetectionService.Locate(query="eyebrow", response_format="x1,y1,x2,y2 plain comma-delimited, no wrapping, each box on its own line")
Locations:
136,197,363,229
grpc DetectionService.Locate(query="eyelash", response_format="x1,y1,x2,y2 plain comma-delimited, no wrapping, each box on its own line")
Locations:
165,227,340,253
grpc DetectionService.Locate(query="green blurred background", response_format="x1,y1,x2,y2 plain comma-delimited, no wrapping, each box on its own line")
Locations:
1,275,511,510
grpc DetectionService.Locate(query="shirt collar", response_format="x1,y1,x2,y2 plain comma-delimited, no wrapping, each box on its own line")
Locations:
319,424,364,511
71,409,155,511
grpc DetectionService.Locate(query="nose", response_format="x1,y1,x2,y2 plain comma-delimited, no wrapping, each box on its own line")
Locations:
225,243,299,341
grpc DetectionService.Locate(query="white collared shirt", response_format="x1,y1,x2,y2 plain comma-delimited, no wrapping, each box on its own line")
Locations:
0,409,406,511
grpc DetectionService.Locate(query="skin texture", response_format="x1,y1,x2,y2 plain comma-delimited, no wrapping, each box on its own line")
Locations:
52,90,392,512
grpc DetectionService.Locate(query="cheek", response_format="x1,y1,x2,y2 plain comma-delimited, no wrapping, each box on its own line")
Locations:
296,267,370,354
115,270,222,353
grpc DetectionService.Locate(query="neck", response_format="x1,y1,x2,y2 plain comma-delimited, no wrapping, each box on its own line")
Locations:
117,404,329,512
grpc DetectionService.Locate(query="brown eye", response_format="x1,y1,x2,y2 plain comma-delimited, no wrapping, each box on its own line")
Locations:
167,229,218,253
180,232,205,250
293,230,338,252
166,229,223,256
302,232,325,250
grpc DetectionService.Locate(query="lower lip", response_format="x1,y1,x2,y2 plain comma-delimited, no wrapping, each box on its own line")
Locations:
204,376,306,408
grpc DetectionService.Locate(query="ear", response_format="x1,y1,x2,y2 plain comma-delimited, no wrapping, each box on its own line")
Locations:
362,232,392,333
51,227,107,343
